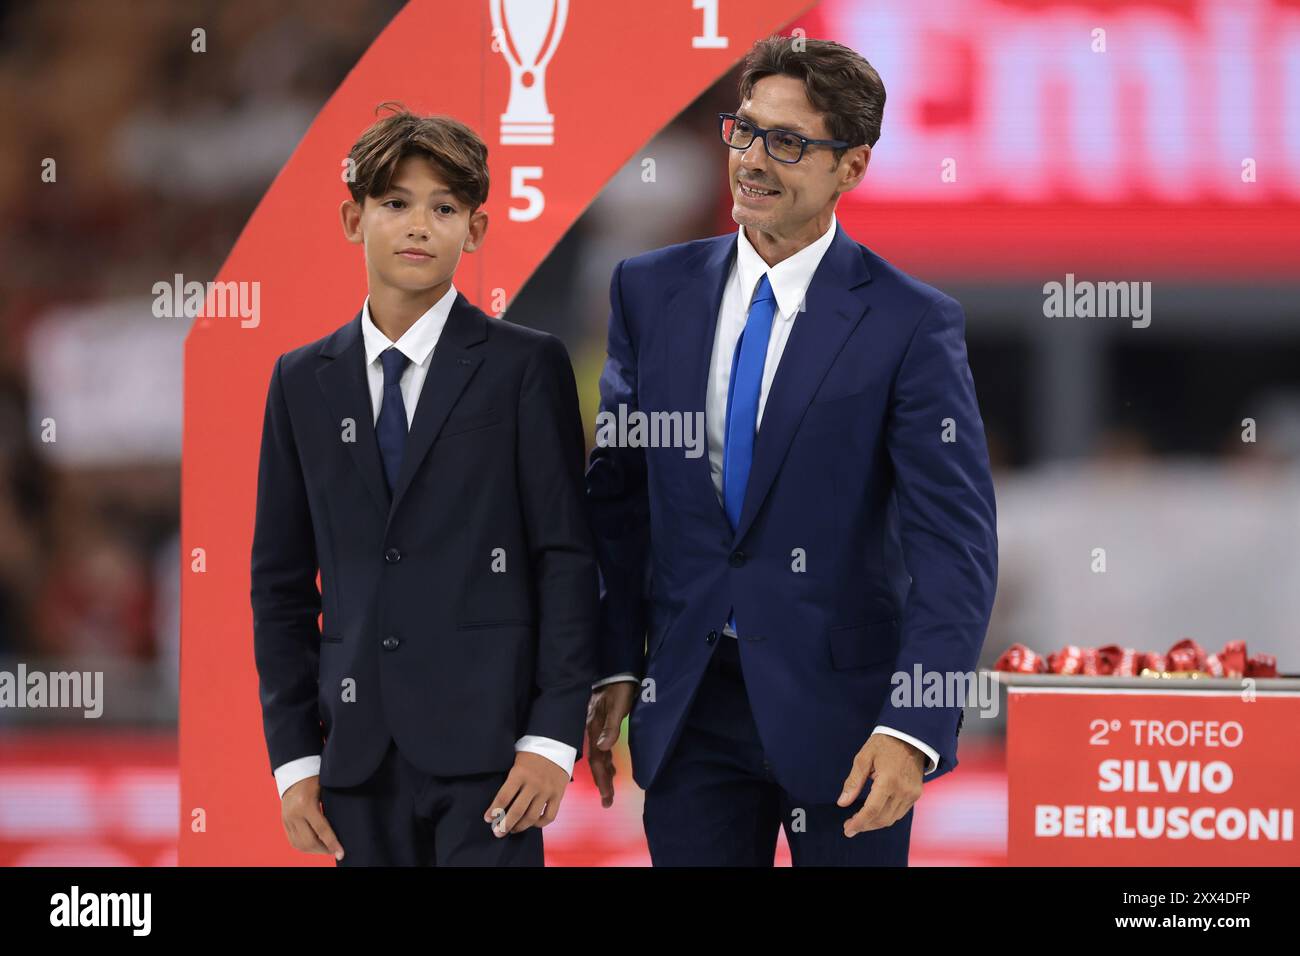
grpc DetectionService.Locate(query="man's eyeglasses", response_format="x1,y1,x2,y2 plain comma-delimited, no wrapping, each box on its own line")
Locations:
718,112,853,164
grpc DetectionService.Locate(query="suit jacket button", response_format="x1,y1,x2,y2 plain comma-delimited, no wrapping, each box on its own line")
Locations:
384,548,402,564
728,550,746,568
382,636,400,650
705,630,718,644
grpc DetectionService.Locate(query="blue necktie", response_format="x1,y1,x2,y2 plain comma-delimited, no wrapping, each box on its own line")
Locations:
722,273,776,636
376,347,410,493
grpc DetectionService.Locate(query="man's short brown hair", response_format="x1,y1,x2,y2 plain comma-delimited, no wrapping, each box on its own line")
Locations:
737,35,886,161
346,102,489,210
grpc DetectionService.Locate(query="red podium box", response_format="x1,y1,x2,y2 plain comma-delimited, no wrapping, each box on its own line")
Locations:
1003,674,1300,866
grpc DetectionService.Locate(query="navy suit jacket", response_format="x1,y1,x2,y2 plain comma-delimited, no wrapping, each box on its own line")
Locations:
251,292,598,789
586,222,999,805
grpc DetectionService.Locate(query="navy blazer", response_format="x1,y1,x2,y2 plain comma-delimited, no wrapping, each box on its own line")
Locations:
251,292,598,789
586,222,999,805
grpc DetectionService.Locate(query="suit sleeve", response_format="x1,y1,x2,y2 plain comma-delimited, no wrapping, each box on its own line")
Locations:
516,335,600,754
250,354,324,773
875,294,998,776
584,259,651,680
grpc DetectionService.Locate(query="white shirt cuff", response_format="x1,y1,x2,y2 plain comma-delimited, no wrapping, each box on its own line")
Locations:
275,739,579,796
515,735,577,777
273,754,322,799
592,672,638,689
872,725,940,775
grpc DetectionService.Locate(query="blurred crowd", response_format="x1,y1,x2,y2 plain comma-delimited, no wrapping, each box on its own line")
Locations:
0,0,403,718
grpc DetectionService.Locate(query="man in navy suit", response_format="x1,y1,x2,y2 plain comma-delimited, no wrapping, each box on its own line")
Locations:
252,106,596,866
585,36,998,865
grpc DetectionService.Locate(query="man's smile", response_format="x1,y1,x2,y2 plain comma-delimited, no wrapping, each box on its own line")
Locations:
737,179,782,202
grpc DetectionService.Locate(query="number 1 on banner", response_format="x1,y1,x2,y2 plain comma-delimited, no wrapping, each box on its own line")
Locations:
691,0,728,48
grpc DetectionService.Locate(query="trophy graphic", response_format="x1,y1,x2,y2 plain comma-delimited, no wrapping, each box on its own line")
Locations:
490,0,568,145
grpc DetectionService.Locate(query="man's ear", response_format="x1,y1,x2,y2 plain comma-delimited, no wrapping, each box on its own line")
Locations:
837,145,871,195
340,198,364,244
463,208,489,253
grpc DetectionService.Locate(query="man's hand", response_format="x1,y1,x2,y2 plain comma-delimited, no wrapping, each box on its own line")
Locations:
482,751,571,837
585,681,636,808
281,775,344,861
837,733,927,837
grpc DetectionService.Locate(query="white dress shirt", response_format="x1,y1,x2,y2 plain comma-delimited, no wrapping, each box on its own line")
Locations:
272,283,577,799
593,216,941,776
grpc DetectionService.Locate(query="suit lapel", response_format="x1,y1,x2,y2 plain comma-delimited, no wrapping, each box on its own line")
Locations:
666,235,737,526
385,292,487,529
732,223,873,544
316,313,390,515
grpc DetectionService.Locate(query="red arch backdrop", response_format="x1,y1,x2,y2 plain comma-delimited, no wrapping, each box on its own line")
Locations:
179,0,812,865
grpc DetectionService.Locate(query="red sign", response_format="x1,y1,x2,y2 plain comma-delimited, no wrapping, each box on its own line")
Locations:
803,0,1300,277
1008,689,1300,865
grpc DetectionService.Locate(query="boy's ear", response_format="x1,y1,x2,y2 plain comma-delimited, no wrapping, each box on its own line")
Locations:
340,198,364,244
462,208,489,253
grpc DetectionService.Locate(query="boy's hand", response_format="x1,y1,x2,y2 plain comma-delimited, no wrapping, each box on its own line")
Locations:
585,681,637,808
482,751,570,837
281,775,345,861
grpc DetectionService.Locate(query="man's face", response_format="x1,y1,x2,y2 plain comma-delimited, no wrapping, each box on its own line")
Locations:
728,74,866,237
340,154,487,295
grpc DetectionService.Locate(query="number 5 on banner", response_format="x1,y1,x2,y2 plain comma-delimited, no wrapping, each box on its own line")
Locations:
509,166,544,222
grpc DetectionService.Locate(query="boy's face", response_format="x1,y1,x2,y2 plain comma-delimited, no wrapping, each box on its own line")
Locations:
340,154,487,298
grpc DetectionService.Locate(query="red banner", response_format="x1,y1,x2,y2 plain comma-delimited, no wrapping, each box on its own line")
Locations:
803,0,1300,278
1008,688,1300,865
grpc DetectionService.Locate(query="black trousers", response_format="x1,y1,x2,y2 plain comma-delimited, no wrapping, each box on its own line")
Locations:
642,634,913,866
320,739,543,866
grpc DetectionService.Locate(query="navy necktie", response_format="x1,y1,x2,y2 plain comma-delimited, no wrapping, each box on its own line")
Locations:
376,347,410,493
721,273,777,636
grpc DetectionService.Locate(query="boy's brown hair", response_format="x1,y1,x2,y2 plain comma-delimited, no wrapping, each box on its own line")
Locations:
346,102,490,210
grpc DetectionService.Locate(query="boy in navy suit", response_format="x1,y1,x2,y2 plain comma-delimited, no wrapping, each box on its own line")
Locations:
252,103,597,866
